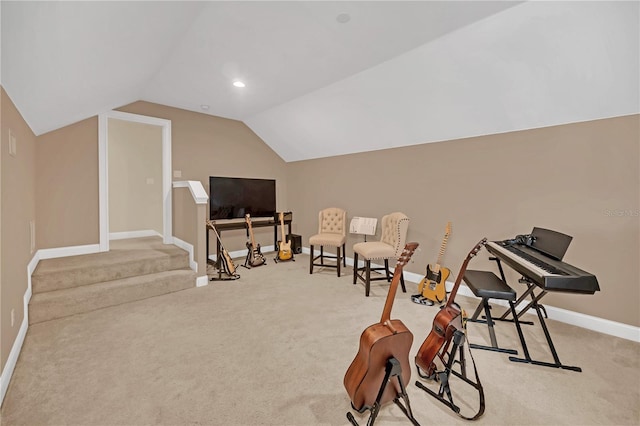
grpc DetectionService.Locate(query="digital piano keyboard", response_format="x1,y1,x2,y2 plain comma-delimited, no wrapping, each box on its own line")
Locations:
486,241,600,294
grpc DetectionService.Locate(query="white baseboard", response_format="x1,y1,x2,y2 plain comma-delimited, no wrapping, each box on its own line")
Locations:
0,252,38,406
172,236,197,272
37,244,100,260
311,248,640,343
195,275,209,287
109,230,162,240
209,245,276,263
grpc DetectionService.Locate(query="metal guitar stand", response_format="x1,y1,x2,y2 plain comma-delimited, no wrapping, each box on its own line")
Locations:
346,357,420,426
415,330,485,421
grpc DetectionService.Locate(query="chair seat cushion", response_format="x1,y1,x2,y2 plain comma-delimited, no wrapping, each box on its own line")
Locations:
309,233,345,247
353,241,396,259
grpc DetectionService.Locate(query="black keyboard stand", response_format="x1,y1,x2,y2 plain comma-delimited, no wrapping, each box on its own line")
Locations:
491,258,582,372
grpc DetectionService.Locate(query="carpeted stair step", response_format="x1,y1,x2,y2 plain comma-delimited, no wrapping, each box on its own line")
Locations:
32,243,190,294
29,269,196,324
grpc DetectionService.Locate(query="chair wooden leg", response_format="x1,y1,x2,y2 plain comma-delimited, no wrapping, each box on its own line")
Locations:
365,260,371,297
353,253,358,284
342,243,346,267
320,246,324,265
337,246,341,277
384,259,391,281
309,245,314,274
400,272,406,293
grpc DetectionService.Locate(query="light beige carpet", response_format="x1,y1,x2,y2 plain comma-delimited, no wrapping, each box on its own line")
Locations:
1,251,638,425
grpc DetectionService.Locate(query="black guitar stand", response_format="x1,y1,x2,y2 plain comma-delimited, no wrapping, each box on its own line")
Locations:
347,357,420,426
209,271,240,281
415,330,485,421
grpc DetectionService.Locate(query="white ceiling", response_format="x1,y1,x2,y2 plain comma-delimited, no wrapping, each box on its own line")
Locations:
2,1,638,162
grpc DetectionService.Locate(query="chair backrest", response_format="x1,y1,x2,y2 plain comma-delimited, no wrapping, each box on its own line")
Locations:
380,212,410,257
318,208,346,236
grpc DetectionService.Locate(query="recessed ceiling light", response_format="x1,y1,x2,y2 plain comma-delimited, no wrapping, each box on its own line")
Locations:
233,81,246,88
336,13,350,24
200,104,210,111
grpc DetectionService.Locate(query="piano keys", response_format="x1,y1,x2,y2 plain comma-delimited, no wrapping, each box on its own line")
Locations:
486,241,600,294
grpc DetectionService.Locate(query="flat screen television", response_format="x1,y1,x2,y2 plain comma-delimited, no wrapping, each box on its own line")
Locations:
209,176,276,220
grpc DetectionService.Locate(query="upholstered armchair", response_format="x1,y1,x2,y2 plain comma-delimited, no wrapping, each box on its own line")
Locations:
352,212,410,296
309,208,347,277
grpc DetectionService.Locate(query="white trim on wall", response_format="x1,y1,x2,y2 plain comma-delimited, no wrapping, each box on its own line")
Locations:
109,230,163,240
304,247,640,343
98,110,172,252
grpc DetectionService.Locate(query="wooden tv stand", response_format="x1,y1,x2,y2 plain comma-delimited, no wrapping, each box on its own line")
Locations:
206,216,293,268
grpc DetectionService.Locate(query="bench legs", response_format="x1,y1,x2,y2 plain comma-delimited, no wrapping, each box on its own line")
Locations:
468,298,518,355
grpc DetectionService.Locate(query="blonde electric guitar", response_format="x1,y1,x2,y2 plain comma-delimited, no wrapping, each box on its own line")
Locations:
277,212,293,261
418,222,452,304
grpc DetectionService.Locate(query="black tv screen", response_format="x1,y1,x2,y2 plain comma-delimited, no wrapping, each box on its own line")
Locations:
209,176,276,220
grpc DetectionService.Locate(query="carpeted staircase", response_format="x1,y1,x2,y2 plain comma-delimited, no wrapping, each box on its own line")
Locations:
29,237,196,324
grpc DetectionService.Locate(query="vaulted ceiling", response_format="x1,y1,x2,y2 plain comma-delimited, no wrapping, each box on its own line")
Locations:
1,1,638,162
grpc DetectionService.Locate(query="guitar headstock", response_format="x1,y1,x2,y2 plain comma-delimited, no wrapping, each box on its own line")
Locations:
397,242,419,267
468,238,488,259
245,214,251,223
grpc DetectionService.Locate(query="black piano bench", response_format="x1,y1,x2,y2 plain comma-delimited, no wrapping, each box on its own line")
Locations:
463,270,519,355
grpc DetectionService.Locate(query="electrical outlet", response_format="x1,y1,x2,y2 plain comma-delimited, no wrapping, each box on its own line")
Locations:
11,309,15,327
173,170,182,178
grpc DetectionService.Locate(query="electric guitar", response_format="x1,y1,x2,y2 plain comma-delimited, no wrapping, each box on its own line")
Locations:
277,212,293,261
418,222,452,304
415,238,486,378
344,242,419,412
245,214,266,267
206,219,237,277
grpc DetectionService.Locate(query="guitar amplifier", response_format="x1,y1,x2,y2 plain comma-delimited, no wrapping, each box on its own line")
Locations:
289,234,302,254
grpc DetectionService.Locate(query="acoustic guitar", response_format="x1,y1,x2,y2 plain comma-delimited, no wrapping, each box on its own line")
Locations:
415,238,486,378
418,222,452,304
277,212,293,261
344,242,419,412
206,219,237,276
245,214,266,267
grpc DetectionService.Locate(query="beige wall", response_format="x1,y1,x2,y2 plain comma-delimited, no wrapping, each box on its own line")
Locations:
2,95,637,376
287,115,639,327
1,87,37,370
108,119,163,235
36,117,99,248
115,102,289,252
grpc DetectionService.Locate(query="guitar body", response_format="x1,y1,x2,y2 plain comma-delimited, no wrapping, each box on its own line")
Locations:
278,240,293,261
420,265,450,303
277,212,293,262
414,238,486,378
246,241,266,267
344,320,413,412
343,243,419,414
415,305,462,377
219,248,237,275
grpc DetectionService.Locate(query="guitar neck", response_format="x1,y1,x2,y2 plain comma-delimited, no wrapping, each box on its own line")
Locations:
445,238,486,308
245,216,257,249
380,243,418,323
280,213,287,242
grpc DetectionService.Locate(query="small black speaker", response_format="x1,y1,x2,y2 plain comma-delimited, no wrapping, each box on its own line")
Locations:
289,234,302,254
